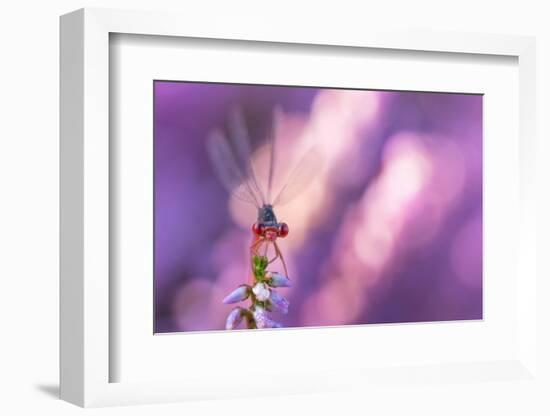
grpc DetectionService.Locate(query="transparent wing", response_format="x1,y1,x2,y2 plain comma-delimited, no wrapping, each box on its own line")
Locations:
266,106,283,203
272,148,322,207
227,109,267,205
207,129,262,207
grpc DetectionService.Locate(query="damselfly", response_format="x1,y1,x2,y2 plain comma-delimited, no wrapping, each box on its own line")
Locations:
207,107,319,281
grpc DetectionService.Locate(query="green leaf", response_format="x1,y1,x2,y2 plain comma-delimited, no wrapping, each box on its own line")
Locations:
252,255,269,282
259,256,268,269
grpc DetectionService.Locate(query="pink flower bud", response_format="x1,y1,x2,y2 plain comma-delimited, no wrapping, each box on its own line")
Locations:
252,306,281,328
222,285,250,304
225,307,245,330
266,271,291,287
269,290,289,314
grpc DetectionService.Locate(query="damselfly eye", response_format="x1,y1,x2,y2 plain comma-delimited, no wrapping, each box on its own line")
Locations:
252,222,264,236
278,222,289,238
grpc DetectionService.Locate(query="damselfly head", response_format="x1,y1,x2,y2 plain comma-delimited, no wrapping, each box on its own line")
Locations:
252,221,289,240
254,205,289,240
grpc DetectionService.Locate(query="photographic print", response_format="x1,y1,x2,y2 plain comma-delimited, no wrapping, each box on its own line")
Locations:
154,81,482,333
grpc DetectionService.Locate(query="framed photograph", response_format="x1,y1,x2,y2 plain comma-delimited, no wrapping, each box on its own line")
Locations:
152,81,483,334
60,8,538,407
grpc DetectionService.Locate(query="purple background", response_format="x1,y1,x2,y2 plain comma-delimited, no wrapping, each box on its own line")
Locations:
154,81,483,333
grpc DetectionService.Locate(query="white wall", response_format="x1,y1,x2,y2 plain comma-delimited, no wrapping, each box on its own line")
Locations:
1,1,548,414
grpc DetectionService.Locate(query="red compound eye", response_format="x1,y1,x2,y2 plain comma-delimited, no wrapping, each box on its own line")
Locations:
278,222,289,238
252,222,264,236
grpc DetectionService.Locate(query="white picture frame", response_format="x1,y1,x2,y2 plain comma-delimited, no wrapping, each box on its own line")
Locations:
60,7,538,408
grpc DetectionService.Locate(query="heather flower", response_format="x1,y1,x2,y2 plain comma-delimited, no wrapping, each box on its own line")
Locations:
225,307,245,330
222,284,250,304
253,306,282,329
223,254,290,330
269,290,289,314
252,282,270,302
266,271,291,288
252,306,268,327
